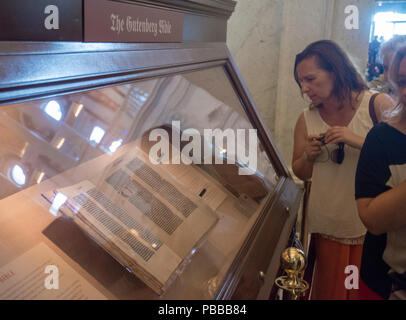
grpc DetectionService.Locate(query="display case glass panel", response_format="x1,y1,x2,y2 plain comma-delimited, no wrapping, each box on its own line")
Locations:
0,65,280,299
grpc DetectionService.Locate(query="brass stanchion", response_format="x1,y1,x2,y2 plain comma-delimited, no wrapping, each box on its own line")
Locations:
275,247,309,300
300,181,311,252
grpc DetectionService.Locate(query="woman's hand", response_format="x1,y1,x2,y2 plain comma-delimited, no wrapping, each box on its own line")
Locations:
324,126,364,149
303,134,323,162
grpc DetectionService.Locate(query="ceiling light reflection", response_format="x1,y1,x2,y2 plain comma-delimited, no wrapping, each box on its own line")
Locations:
108,139,123,153
74,103,84,117
36,172,45,184
10,164,26,186
44,100,62,121
19,142,29,158
49,192,67,217
55,137,65,149
89,126,105,144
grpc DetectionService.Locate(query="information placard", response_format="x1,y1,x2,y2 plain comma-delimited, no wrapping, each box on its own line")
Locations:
84,0,184,43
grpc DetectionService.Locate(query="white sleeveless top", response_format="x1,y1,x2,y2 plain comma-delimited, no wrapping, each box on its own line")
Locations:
303,91,375,239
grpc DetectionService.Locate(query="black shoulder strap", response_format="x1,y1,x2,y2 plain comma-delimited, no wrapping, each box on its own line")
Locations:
369,92,380,125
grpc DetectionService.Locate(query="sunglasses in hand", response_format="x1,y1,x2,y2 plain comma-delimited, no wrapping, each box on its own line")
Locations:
331,142,345,164
314,134,345,164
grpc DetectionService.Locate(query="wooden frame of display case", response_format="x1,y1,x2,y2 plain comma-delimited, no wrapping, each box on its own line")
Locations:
0,0,302,300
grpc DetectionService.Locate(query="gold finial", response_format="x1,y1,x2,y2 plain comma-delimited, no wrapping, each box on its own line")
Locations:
275,247,309,300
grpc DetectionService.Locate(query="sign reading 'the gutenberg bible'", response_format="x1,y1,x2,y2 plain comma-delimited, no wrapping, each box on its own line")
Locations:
84,0,184,43
0,0,82,41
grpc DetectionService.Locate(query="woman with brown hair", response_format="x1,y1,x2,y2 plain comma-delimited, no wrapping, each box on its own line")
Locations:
356,45,406,300
292,40,393,300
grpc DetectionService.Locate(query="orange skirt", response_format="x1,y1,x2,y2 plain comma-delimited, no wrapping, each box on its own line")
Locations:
310,234,364,300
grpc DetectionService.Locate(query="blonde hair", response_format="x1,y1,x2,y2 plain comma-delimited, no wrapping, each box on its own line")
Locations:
379,35,406,62
390,45,406,87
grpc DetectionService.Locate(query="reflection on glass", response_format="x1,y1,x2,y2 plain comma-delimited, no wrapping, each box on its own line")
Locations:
44,100,62,121
10,164,26,186
0,67,280,299
0,67,278,202
109,139,123,153
0,67,279,204
54,137,65,150
19,142,29,158
89,126,105,144
49,192,67,216
73,103,84,118
36,171,45,184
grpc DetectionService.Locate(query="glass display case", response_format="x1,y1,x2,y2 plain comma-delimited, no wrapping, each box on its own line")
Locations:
0,0,302,300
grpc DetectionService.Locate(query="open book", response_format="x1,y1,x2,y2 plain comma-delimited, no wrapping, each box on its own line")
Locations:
46,147,221,295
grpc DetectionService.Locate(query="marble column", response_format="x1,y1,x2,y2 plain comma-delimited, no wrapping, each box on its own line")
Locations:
227,0,284,138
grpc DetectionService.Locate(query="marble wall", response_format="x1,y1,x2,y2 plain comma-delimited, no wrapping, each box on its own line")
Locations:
331,0,377,76
227,0,284,138
227,0,376,171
